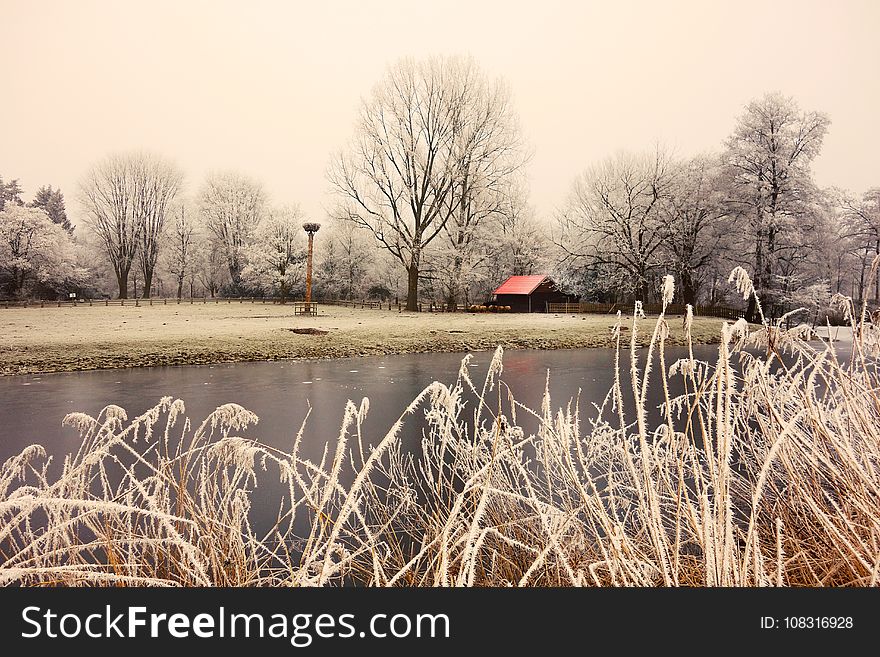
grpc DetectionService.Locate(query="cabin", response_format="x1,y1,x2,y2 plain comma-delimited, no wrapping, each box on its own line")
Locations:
492,275,573,312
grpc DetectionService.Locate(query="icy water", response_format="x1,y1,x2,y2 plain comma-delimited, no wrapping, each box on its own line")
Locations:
0,339,854,543
0,346,723,466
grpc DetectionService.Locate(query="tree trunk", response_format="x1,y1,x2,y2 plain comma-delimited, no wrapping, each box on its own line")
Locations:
747,221,764,323
116,271,129,299
680,270,697,306
142,269,153,299
764,220,776,318
446,255,463,312
177,277,184,300
875,239,879,304
406,260,420,312
13,268,26,298
858,251,868,303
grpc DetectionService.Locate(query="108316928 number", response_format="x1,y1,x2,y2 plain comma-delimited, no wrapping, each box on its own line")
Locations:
779,617,853,629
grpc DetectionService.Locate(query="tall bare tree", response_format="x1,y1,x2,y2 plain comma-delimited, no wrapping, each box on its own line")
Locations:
839,188,880,303
330,56,482,311
165,204,196,299
659,155,728,305
134,155,183,298
439,67,528,310
318,219,373,300
241,205,306,303
79,152,180,299
723,92,829,320
199,171,265,293
194,231,227,298
557,149,674,302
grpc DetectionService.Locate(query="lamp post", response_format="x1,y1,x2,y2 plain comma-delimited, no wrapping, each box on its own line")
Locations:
302,222,321,311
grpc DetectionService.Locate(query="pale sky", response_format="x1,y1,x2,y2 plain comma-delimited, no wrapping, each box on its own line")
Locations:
3,0,879,226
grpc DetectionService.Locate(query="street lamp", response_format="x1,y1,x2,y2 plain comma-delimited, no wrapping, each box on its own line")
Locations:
302,222,321,311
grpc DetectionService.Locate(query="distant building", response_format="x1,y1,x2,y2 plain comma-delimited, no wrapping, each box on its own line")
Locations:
492,275,574,312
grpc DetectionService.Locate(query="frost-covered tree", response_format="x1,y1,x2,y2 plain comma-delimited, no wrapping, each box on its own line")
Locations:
839,188,880,303
164,204,196,299
0,205,84,297
194,231,228,298
490,193,549,280
0,176,24,211
659,155,728,305
438,65,528,310
134,156,183,298
241,205,306,302
79,152,182,298
723,92,829,320
557,149,674,302
199,171,265,294
331,56,507,311
317,219,373,300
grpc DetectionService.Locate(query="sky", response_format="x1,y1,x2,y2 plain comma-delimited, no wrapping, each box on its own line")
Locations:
2,0,879,226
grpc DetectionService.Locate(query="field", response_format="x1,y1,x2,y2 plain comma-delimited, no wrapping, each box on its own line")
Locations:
0,301,724,374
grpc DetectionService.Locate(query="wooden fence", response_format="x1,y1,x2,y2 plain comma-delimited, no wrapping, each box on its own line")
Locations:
546,302,745,320
2,296,742,318
1,296,285,309
0,296,468,312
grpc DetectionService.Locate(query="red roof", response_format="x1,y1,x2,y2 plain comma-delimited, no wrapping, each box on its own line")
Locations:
493,275,550,296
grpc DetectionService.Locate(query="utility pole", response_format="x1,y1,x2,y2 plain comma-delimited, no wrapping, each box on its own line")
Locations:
302,222,321,311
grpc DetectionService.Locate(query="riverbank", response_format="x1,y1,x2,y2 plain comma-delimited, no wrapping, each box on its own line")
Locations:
1,302,725,375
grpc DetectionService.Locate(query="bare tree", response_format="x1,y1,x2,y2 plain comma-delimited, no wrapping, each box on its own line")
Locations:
199,171,266,293
330,56,479,311
439,66,528,310
134,155,183,298
165,204,196,299
318,219,373,300
659,155,728,305
241,205,306,303
839,188,880,303
493,190,549,278
557,149,673,302
723,92,829,320
79,154,139,298
79,152,181,298
194,232,227,298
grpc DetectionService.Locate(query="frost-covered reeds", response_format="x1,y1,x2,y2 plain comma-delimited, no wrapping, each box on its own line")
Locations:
1,271,878,586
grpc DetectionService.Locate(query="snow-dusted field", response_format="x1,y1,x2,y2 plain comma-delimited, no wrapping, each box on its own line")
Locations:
0,302,723,374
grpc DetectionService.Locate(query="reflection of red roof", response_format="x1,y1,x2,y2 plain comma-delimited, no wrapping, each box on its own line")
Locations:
493,275,550,295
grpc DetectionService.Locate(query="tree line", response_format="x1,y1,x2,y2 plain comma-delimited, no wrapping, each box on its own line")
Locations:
2,56,877,317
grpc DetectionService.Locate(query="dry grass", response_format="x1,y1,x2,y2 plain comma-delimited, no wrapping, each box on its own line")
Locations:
1,271,878,587
0,302,721,374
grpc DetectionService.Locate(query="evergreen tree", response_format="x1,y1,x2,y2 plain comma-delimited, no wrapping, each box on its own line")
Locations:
0,176,24,211
30,185,73,233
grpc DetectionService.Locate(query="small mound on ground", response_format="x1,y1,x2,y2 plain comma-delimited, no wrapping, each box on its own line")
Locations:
287,328,329,335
